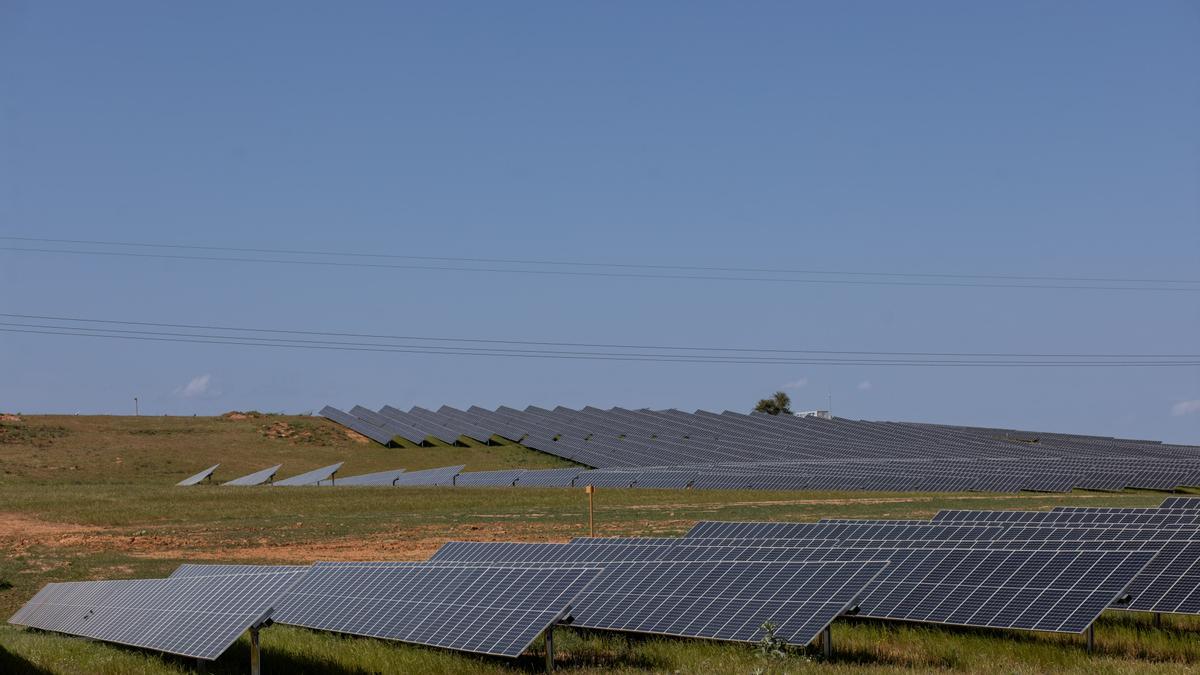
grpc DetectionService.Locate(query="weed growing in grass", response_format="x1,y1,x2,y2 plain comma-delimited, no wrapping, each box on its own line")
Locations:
755,622,788,661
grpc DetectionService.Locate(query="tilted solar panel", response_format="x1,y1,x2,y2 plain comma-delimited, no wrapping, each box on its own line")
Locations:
570,560,889,645
452,469,527,487
176,464,219,487
168,564,310,578
390,465,464,486
429,541,671,564
272,562,600,657
222,464,282,486
1161,497,1200,509
274,462,344,487
8,570,304,660
657,543,1154,633
335,468,407,486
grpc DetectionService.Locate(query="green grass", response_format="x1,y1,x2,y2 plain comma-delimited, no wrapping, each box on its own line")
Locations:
1,414,1198,673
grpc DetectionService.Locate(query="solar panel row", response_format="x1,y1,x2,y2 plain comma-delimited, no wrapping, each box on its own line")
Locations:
320,404,1200,494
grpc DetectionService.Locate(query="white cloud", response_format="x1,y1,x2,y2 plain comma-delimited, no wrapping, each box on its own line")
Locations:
857,380,873,391
1171,400,1200,417
175,374,214,398
782,378,808,390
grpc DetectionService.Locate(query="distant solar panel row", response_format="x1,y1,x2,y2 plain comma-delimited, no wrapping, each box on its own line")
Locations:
319,404,1200,494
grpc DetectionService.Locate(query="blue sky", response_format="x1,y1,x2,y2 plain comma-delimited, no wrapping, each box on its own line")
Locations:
1,2,1197,442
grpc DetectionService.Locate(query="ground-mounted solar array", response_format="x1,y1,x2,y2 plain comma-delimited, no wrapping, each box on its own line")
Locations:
13,499,1200,669
8,569,304,660
316,404,1200,494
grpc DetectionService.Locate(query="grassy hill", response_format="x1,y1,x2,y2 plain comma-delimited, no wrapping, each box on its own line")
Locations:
0,414,1198,673
0,413,577,485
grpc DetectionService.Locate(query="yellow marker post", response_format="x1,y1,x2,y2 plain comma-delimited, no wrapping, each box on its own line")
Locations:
584,484,595,537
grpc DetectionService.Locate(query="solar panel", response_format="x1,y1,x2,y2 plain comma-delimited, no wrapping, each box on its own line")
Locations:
273,462,344,487
1160,497,1200,509
1120,541,1200,614
168,564,310,578
335,468,406,486
934,509,1200,526
513,468,585,487
430,541,672,564
390,465,464,486
317,403,1200,493
657,544,1154,633
422,541,889,645
569,560,888,645
452,469,527,487
272,562,600,657
319,406,396,445
8,570,304,660
222,464,282,486
176,464,219,486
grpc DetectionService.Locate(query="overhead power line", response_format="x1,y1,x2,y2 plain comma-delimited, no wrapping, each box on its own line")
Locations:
1,236,1197,291
0,313,1195,367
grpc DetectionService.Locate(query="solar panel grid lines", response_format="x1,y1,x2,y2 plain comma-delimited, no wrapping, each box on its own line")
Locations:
567,559,891,645
452,469,528,487
376,406,458,443
407,405,490,444
1120,540,1200,614
318,406,397,446
567,537,683,546
335,468,407,486
1161,497,1200,509
841,547,1155,633
176,464,219,486
274,462,344,487
513,468,585,487
168,564,310,578
390,465,465,486
8,570,306,660
272,562,602,657
933,509,1200,526
222,464,282,486
428,541,673,564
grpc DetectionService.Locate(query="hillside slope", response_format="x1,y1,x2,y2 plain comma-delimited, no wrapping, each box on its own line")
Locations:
0,413,576,485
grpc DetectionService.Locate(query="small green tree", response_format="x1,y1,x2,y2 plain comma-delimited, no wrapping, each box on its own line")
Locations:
754,391,793,416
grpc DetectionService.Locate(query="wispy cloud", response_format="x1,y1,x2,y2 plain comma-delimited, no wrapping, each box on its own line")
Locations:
857,380,873,391
175,374,216,398
1171,400,1200,417
782,378,808,390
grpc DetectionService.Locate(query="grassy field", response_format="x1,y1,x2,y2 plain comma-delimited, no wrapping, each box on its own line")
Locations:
1,414,1198,674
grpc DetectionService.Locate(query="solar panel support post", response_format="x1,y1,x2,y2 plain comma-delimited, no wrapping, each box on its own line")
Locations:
250,627,261,675
1154,612,1162,628
821,625,832,659
544,625,555,672
1085,624,1094,654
